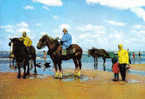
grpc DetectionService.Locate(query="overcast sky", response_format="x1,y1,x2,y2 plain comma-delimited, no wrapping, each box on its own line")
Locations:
1,0,145,51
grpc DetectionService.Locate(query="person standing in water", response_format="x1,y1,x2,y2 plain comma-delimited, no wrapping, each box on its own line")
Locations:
127,49,131,64
138,51,141,64
118,44,129,81
132,52,135,64
43,50,47,63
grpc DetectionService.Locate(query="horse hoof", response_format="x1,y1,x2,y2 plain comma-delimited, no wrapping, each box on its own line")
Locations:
77,71,81,77
54,72,59,78
34,71,37,75
27,72,30,75
17,75,21,79
23,76,26,79
58,73,63,79
74,71,77,76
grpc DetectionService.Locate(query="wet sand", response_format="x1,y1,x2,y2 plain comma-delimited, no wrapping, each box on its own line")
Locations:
130,64,145,71
0,65,145,99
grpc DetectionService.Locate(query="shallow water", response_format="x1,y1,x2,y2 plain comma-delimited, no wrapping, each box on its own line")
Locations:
0,55,145,79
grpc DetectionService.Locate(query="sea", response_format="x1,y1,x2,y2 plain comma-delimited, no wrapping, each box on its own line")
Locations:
0,51,145,76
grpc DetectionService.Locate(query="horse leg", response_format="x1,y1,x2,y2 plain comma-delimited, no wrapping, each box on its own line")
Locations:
30,59,33,70
12,59,15,66
58,61,63,79
94,57,97,69
27,60,30,75
73,58,79,76
94,57,96,68
23,61,26,79
53,60,59,78
17,63,21,79
77,58,82,77
103,57,106,71
33,58,37,74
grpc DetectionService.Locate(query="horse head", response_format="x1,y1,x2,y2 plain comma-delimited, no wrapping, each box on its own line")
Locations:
9,38,23,46
37,35,49,49
9,38,23,54
37,34,58,50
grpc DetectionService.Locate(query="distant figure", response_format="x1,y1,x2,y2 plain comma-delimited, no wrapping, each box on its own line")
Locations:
60,28,72,55
127,49,131,64
132,52,135,64
43,50,47,63
118,44,129,81
138,51,141,64
112,56,119,81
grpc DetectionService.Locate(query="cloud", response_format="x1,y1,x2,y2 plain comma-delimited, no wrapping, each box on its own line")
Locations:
53,15,59,20
107,20,126,26
86,0,145,22
130,7,145,22
24,5,35,10
77,24,105,34
17,21,29,28
86,0,145,9
0,25,14,33
36,23,41,27
59,24,71,30
0,22,30,34
133,24,145,29
16,22,30,33
32,0,63,6
17,28,30,33
42,6,50,11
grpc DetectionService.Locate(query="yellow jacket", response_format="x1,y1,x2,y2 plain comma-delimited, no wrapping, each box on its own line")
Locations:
118,48,129,64
20,36,32,47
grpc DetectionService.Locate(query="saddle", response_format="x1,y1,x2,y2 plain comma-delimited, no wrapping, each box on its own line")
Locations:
64,45,74,55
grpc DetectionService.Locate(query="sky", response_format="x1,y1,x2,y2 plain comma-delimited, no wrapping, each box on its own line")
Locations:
1,0,145,51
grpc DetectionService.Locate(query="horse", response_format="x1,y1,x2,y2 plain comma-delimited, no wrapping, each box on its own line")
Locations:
9,38,37,78
88,48,110,71
37,35,83,79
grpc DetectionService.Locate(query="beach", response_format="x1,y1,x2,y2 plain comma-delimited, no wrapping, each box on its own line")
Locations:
0,64,145,99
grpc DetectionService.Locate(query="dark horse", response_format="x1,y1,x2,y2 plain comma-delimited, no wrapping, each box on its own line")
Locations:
9,38,37,78
37,35,83,79
88,48,110,71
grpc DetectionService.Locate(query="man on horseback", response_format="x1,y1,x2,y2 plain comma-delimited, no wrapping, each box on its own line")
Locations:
60,28,72,55
20,31,32,58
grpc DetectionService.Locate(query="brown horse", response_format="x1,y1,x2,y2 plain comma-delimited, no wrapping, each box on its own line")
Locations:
88,48,110,71
37,35,83,79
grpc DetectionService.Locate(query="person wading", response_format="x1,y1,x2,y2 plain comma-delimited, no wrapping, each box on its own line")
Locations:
60,28,72,56
20,31,32,58
118,44,129,81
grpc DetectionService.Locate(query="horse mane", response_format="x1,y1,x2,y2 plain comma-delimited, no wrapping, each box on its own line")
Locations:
42,35,54,41
42,34,59,44
11,37,23,44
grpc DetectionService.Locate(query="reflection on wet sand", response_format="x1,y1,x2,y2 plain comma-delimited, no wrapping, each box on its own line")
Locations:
1,68,145,99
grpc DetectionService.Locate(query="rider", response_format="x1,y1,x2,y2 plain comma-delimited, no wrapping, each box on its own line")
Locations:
60,28,72,55
19,31,32,58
